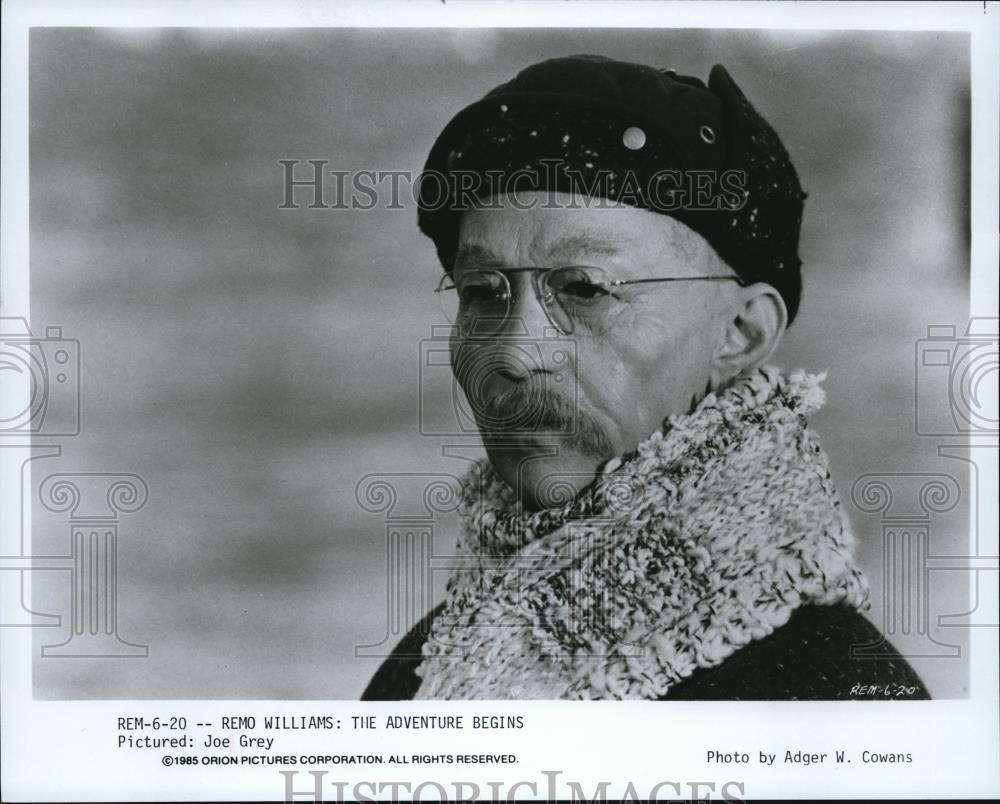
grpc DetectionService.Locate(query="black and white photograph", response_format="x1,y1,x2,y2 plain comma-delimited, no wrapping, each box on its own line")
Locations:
2,1,998,801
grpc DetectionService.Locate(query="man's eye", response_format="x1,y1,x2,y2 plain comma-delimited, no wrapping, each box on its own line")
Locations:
558,280,609,300
459,286,504,305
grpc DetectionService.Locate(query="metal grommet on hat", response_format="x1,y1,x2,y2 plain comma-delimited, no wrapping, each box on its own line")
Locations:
622,126,646,150
699,125,716,144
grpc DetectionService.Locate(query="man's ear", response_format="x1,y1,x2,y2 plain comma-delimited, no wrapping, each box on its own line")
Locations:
710,282,788,387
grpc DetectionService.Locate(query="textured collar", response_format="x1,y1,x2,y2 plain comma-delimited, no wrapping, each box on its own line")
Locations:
414,367,869,699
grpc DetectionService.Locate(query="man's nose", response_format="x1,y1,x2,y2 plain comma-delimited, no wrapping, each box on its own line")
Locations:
484,276,572,380
502,274,552,341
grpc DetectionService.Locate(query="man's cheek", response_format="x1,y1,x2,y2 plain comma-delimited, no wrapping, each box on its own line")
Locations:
574,341,641,402
450,342,483,392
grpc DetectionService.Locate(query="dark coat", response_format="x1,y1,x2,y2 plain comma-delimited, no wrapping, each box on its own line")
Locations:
362,603,930,701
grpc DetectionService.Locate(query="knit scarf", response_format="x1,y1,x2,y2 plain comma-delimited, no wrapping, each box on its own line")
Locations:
413,367,870,700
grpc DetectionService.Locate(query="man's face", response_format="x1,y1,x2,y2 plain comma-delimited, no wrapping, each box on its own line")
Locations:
450,191,739,509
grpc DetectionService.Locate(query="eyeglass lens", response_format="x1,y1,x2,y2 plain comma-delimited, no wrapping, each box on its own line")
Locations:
439,267,617,336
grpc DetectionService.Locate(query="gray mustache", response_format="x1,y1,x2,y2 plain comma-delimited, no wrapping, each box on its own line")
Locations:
471,383,614,458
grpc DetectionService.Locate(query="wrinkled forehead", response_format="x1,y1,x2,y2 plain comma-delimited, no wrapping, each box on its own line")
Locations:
454,191,710,275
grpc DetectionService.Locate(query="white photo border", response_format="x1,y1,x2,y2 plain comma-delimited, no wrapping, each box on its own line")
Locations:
2,1,997,801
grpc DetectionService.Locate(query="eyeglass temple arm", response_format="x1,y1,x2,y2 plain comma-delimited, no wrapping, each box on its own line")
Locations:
610,276,746,288
436,271,747,291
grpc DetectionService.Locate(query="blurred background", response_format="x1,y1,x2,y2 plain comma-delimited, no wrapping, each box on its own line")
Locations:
27,28,971,699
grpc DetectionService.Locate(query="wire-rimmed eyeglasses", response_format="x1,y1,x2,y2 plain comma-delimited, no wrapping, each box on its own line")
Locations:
435,265,745,336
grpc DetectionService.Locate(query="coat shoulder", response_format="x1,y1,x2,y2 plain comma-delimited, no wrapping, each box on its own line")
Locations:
360,602,932,701
664,604,932,700
360,603,445,701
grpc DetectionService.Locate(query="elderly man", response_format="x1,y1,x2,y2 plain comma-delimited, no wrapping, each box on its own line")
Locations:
363,54,929,700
